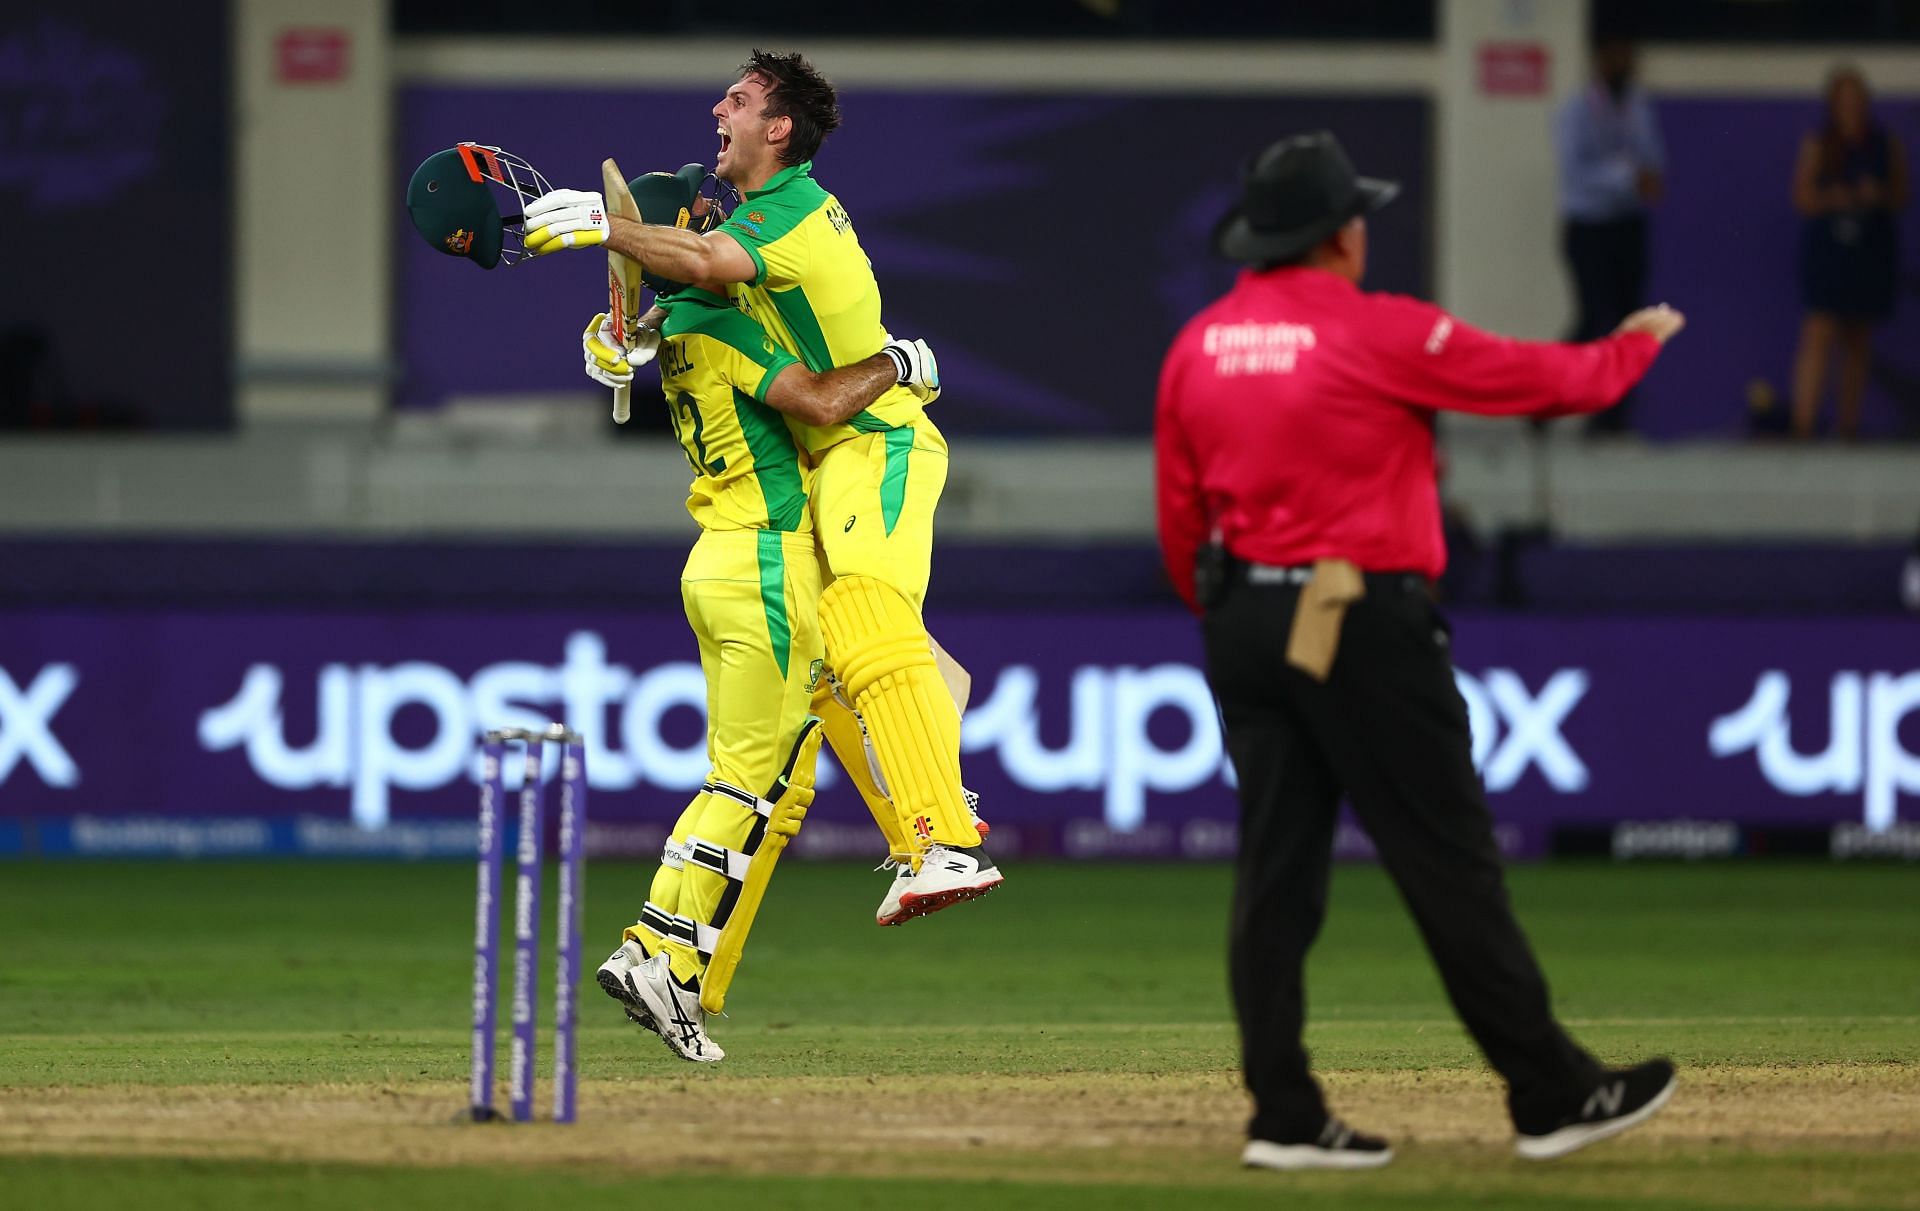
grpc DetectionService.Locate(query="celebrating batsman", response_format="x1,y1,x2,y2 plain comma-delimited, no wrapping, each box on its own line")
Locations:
585,166,941,1062
524,51,1002,925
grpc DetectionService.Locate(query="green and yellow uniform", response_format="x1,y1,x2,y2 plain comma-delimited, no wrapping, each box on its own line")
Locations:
623,287,824,989
719,163,974,860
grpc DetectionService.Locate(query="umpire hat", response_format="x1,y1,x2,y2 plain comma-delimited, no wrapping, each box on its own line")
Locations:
1213,131,1399,265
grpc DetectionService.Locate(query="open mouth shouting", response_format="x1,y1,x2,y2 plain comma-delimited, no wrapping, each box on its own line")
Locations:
717,124,732,159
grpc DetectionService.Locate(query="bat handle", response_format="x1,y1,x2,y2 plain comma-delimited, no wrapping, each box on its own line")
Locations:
612,384,631,424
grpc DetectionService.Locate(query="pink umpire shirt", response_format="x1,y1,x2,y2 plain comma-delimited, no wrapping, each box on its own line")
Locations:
1155,267,1662,612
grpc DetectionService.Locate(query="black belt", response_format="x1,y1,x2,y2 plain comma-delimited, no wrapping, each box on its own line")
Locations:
1235,561,1428,595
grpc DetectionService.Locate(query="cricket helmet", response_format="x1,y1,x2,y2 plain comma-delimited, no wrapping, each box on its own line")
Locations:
405,142,556,269
627,163,727,294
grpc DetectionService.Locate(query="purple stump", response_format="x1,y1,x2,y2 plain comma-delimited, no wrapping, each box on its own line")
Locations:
469,734,507,1121
552,733,587,1124
508,735,546,1123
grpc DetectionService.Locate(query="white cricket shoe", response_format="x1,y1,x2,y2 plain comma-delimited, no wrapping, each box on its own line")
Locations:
883,843,1003,925
621,952,725,1063
872,792,993,926
595,940,659,1035
874,858,916,926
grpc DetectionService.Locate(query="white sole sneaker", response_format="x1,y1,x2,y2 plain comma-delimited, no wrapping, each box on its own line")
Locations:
623,957,724,1064
886,844,1004,924
596,965,660,1035
595,943,659,1035
1514,1073,1676,1160
896,871,1003,921
1242,1139,1394,1171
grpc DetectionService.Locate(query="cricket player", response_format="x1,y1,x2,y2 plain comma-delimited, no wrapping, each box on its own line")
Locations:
523,50,1002,924
585,166,941,1062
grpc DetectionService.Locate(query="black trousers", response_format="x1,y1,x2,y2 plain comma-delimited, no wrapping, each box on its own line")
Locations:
1201,571,1600,1142
1563,215,1648,433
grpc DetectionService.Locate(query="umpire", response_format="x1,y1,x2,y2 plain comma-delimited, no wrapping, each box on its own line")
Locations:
1155,132,1685,1171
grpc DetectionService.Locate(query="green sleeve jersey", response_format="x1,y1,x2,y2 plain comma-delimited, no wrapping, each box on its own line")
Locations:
716,161,927,456
655,289,812,534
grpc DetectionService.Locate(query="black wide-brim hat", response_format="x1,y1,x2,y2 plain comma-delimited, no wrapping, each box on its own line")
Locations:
1213,131,1399,264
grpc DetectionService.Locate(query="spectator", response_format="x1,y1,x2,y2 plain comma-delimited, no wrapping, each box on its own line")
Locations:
1790,66,1909,441
1554,35,1664,436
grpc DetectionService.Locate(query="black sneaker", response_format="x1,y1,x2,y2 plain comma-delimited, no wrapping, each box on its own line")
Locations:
1242,1118,1394,1171
1515,1059,1677,1160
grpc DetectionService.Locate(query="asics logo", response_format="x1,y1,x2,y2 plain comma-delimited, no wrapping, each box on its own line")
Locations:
665,985,702,1049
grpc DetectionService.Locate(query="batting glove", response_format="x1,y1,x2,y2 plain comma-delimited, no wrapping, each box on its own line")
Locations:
881,337,940,404
582,313,631,389
523,188,610,254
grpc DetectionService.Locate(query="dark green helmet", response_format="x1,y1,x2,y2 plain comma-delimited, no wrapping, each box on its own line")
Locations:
628,163,725,294
405,142,554,270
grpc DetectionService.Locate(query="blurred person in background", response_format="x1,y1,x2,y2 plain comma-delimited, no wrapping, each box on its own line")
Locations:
1790,65,1909,441
1158,131,1683,1172
1553,34,1665,436
1902,516,1920,613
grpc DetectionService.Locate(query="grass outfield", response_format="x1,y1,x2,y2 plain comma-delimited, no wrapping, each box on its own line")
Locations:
1,861,1916,1208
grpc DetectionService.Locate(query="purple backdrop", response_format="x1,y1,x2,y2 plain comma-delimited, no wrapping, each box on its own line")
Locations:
0,9,230,428
397,86,1431,433
1644,95,1920,438
2,608,1915,859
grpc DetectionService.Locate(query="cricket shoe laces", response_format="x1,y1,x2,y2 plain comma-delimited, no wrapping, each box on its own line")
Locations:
622,952,724,1063
874,853,917,926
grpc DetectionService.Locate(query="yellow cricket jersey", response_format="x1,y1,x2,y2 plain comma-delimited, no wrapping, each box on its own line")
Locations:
717,161,926,456
655,288,812,533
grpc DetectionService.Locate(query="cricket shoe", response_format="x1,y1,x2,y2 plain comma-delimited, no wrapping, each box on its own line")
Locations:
1514,1059,1676,1160
1242,1119,1394,1171
872,792,994,926
882,843,1003,925
873,857,916,926
622,952,725,1063
595,940,661,1036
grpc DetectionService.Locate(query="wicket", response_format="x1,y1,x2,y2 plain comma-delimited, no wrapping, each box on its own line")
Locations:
469,723,587,1124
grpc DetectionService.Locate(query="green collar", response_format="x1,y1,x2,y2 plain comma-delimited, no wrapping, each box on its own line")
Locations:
745,160,813,200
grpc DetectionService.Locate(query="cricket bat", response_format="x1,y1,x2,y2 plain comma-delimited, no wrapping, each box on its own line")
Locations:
602,159,644,424
931,636,972,714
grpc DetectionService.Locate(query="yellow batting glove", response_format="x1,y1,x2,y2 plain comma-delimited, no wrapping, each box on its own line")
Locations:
582,313,626,368
522,188,610,255
582,312,634,389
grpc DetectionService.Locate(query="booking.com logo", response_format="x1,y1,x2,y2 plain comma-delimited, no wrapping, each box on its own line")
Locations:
187,631,1596,831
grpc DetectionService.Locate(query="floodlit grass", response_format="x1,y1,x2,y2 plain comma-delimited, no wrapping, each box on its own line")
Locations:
2,861,1916,1208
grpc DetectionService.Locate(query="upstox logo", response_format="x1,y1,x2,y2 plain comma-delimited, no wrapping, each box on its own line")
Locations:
962,663,1590,829
0,663,80,788
1710,670,1920,832
199,633,711,829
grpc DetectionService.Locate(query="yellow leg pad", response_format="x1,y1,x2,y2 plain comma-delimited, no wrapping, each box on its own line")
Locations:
699,717,824,1016
813,675,912,863
818,576,977,852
